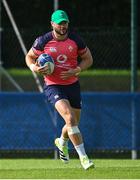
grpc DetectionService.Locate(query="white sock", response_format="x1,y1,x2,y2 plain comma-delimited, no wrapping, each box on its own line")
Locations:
59,136,69,146
75,143,87,158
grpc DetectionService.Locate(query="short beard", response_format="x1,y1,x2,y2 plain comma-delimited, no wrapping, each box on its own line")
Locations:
54,28,68,36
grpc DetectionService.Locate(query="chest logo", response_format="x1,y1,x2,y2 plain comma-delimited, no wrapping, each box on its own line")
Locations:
56,54,67,63
68,46,73,52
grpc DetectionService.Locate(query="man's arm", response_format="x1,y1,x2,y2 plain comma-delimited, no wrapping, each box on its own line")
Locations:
25,48,49,75
60,48,93,79
78,47,93,71
25,48,38,71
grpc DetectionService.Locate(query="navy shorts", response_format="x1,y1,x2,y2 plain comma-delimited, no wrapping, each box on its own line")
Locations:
44,81,82,109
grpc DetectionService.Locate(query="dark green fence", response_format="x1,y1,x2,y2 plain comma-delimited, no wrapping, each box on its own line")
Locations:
1,0,140,92
2,27,132,69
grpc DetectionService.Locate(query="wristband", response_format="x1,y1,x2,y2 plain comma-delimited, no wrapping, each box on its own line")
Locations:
29,64,36,72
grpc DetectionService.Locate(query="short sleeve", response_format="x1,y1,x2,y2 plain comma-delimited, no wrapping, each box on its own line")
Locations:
32,37,44,56
32,32,53,56
69,31,87,56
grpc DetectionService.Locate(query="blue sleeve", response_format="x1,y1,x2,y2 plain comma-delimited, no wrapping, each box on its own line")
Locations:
69,31,87,50
32,32,53,51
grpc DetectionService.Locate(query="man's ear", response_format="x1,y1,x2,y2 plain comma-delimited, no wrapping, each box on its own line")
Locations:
51,21,54,26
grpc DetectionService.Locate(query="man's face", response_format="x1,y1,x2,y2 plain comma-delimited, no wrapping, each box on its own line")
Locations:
51,21,69,35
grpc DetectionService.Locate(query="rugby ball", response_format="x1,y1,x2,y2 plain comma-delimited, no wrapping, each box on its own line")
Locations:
37,53,55,74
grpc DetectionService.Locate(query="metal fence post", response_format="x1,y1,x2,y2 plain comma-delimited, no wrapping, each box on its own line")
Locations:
131,0,138,159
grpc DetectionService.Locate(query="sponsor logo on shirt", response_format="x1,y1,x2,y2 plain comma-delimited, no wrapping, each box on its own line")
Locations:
56,54,67,63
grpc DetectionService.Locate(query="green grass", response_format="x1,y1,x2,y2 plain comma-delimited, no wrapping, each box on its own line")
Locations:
7,68,140,76
81,69,140,76
2,68,140,91
0,159,140,179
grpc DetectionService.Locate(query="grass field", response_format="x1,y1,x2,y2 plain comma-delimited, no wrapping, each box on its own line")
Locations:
7,68,140,76
1,68,139,92
0,159,140,179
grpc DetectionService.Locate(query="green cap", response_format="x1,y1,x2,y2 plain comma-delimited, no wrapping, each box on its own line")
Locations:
51,10,69,24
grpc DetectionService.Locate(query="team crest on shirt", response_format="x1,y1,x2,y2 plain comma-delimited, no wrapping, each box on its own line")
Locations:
68,45,73,52
50,47,57,52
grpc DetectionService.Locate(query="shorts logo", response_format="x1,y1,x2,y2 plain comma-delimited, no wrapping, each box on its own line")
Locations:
54,95,59,99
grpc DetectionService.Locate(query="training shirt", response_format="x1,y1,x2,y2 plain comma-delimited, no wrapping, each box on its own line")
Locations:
32,31,87,85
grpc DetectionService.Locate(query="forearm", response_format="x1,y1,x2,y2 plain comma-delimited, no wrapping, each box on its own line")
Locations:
78,48,93,71
78,59,93,71
26,55,35,67
25,48,38,71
